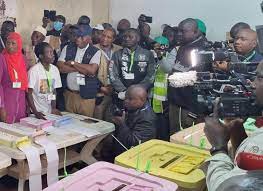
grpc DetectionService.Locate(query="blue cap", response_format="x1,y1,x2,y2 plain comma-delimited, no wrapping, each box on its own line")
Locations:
71,24,92,37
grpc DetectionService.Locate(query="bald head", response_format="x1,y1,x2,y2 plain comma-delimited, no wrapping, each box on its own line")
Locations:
117,19,131,33
127,85,147,100
234,28,257,55
178,18,200,44
124,85,148,111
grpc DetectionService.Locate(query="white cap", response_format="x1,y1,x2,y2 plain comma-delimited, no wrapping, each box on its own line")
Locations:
93,24,104,31
33,26,47,36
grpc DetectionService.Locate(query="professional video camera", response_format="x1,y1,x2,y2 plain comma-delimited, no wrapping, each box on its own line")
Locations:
169,71,262,118
191,42,259,79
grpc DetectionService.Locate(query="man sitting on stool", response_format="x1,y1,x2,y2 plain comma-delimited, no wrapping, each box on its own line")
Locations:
113,85,157,156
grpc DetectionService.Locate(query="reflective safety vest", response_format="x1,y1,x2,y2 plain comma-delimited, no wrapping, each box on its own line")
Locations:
152,65,168,113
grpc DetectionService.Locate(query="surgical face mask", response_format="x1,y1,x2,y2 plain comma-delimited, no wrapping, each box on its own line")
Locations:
53,21,63,31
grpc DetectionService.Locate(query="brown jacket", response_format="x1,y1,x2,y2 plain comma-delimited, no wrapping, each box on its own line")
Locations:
95,44,121,86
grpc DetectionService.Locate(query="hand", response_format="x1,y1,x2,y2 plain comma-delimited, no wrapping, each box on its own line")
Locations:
204,99,230,147
118,91,126,100
65,61,74,66
0,108,7,122
112,112,125,126
51,108,62,116
42,17,50,28
34,112,46,120
101,86,112,96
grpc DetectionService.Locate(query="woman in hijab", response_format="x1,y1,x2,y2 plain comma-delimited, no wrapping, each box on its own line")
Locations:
0,32,28,123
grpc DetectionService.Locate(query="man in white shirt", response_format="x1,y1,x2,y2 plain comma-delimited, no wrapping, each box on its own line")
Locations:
27,42,62,119
57,24,101,117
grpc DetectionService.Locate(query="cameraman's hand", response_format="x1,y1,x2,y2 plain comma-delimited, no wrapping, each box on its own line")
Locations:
112,112,125,126
204,99,230,148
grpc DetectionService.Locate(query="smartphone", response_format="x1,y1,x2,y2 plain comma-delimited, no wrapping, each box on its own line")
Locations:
44,10,49,18
49,10,57,21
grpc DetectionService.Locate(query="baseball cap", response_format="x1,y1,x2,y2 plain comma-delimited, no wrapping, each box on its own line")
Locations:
33,26,47,36
154,36,169,46
70,24,92,37
93,24,104,31
195,19,206,35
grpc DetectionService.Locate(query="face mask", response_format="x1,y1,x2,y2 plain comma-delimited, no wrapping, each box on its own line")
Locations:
53,21,63,31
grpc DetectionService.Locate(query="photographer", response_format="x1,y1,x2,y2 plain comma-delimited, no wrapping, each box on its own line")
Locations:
113,85,157,155
205,62,263,191
152,36,176,140
138,23,154,50
169,18,208,133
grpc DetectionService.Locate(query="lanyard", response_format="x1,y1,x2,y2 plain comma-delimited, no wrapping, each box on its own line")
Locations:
129,52,135,73
243,51,256,62
43,66,52,92
13,69,18,81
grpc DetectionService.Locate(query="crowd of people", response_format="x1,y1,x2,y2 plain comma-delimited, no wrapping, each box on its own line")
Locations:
0,13,263,190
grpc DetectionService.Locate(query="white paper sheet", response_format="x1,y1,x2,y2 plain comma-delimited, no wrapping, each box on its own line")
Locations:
34,137,59,186
18,145,42,191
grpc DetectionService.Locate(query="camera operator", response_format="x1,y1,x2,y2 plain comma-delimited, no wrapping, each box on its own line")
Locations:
214,28,263,72
205,62,263,191
169,18,208,133
112,85,157,156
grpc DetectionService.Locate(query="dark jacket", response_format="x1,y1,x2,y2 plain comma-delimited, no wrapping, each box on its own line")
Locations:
169,36,208,113
109,46,156,92
115,104,157,155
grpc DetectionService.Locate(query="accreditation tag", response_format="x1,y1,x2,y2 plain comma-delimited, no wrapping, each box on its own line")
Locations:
76,74,85,85
124,73,135,80
47,94,56,101
13,82,22,89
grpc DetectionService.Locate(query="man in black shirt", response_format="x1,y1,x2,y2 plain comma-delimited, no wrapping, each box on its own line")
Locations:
113,85,157,155
169,18,207,133
114,19,131,46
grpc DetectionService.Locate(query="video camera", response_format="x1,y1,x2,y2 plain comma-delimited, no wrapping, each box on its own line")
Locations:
169,71,262,118
193,72,261,118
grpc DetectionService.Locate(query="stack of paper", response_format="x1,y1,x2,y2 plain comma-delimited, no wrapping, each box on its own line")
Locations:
20,117,53,129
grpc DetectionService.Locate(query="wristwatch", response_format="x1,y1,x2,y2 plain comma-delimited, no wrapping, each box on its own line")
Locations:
71,61,75,65
210,145,228,155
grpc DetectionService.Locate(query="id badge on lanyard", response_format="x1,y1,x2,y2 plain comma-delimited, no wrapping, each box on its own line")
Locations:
12,69,21,89
45,69,56,101
77,73,86,85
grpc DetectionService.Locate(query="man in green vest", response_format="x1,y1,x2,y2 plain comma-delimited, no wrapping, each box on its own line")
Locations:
152,36,175,141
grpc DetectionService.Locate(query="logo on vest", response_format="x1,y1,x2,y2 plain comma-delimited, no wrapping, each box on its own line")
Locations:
121,54,129,61
138,61,147,72
138,54,146,61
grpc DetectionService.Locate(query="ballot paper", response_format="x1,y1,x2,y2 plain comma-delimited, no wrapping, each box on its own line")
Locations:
61,123,101,138
33,133,59,186
17,141,42,191
20,117,53,129
43,114,73,127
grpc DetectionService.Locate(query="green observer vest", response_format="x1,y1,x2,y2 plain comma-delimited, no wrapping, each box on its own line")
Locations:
152,65,168,113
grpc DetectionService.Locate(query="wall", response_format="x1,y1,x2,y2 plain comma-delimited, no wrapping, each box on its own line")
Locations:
110,0,263,41
14,0,109,43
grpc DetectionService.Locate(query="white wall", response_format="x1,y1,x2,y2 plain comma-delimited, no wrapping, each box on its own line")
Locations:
110,0,263,41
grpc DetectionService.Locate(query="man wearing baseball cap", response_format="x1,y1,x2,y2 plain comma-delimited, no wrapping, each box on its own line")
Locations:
24,26,47,68
57,24,101,117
